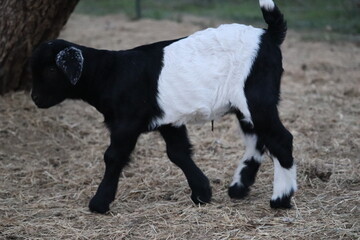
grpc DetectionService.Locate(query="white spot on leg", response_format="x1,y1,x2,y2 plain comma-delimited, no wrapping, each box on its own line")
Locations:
230,93,253,127
230,161,246,187
230,134,263,186
271,157,297,200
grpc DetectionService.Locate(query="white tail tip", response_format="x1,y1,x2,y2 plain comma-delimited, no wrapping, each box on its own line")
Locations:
259,0,275,11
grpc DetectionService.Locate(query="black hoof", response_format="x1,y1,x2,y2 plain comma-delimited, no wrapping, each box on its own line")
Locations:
270,194,293,209
89,196,111,214
191,186,212,205
228,183,250,199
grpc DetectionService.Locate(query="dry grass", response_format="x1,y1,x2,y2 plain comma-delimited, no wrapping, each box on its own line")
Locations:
0,14,359,239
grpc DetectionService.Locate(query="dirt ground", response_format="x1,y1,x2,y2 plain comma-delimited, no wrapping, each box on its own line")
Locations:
0,13,359,239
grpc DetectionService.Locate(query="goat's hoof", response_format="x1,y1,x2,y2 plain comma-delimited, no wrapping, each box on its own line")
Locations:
228,183,249,199
89,196,110,214
270,194,293,209
191,186,212,205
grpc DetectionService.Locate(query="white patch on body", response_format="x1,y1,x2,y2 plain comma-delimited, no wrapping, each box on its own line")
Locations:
271,157,297,200
230,134,264,187
259,0,275,11
151,24,264,128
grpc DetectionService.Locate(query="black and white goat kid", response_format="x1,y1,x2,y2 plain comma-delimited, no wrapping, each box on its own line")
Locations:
31,0,297,213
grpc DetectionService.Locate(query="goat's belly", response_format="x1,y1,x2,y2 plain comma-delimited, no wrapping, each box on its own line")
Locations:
155,102,231,127
152,62,233,127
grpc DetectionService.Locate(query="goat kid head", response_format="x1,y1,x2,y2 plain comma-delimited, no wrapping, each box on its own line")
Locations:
30,40,84,108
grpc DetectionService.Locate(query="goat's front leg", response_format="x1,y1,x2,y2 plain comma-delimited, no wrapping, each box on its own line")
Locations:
159,124,212,204
89,127,140,214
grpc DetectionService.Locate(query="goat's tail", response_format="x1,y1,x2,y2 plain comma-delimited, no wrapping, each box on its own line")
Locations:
259,0,287,45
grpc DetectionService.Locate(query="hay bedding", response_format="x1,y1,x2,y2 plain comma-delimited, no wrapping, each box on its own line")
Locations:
1,14,359,239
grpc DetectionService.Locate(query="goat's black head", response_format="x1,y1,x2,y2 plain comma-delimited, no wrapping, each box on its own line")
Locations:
30,40,84,108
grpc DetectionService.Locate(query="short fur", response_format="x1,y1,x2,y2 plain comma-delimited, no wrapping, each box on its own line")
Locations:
31,0,296,214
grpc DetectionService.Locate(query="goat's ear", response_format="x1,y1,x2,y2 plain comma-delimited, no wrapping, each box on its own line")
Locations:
56,47,84,85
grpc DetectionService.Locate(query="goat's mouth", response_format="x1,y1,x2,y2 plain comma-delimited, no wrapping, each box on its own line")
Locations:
33,101,53,109
32,99,52,109
31,94,58,109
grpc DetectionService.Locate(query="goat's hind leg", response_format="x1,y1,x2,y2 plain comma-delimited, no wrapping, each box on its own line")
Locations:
228,114,265,199
260,114,297,209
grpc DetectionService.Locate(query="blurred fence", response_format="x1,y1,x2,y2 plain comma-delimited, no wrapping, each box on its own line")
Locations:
75,0,360,34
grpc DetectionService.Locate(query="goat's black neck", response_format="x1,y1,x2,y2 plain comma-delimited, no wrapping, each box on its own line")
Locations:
72,47,119,116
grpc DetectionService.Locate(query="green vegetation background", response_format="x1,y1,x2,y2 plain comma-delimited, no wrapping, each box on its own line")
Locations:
75,0,360,35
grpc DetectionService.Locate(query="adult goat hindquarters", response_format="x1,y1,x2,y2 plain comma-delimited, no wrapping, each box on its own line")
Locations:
31,0,297,213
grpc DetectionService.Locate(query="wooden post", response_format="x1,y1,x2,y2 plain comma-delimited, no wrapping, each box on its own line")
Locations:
0,0,79,94
135,0,142,19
